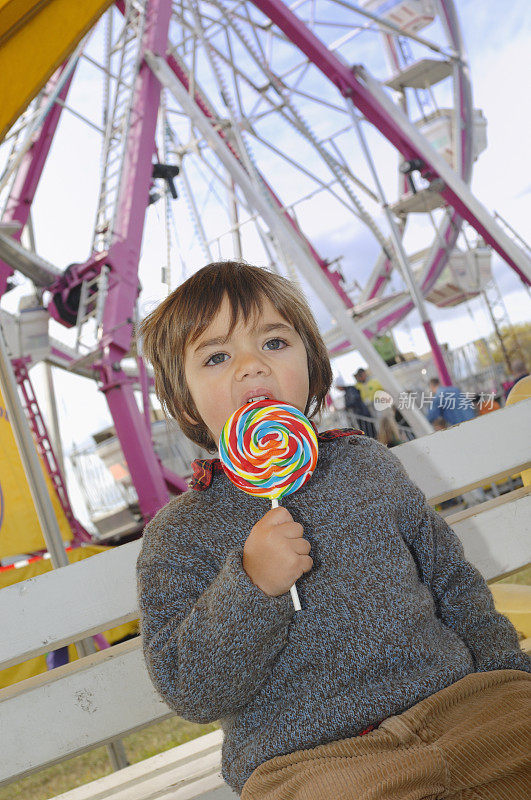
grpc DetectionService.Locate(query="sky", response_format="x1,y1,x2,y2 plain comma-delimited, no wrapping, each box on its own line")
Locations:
1,0,530,462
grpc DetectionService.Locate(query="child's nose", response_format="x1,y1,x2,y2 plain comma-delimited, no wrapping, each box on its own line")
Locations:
234,351,270,380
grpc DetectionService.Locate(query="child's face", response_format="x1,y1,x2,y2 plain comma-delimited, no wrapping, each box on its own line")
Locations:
184,295,310,447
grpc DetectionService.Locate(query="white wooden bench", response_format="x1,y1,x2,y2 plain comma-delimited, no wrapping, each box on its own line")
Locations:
1,400,530,799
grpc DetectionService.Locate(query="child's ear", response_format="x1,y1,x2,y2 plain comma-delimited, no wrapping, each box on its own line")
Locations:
182,409,199,426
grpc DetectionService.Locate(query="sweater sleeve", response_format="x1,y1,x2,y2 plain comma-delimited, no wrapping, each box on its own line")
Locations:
407,501,531,674
137,527,295,723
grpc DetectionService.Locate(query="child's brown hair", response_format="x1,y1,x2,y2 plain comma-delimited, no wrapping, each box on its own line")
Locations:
139,260,333,451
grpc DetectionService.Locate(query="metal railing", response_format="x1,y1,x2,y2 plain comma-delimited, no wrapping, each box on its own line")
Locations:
321,409,416,443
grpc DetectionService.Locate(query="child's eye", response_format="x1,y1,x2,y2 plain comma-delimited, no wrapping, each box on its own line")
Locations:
264,338,287,351
205,352,229,366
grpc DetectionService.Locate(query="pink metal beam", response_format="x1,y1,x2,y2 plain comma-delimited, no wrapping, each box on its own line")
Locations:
0,64,76,295
249,0,529,286
98,361,188,511
103,0,174,355
250,0,420,153
48,341,188,502
2,3,186,520
422,320,452,384
12,357,91,544
47,0,182,517
89,0,176,518
333,209,460,357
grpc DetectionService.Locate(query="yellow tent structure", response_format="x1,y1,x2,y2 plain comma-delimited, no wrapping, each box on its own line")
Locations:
0,388,140,690
0,0,114,141
0,544,139,688
0,386,72,558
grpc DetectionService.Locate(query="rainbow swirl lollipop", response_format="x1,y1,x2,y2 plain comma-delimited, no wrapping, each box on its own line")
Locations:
219,399,318,501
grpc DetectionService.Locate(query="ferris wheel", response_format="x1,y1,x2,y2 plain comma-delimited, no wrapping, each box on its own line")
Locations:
0,0,530,526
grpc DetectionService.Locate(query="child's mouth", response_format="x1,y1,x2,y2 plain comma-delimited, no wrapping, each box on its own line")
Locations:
240,389,276,406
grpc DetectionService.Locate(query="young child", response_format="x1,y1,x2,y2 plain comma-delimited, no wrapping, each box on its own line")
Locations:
376,411,403,448
137,261,530,800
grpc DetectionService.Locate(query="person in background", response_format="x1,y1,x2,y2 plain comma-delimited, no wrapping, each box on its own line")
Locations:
473,393,501,416
354,367,383,409
376,412,403,448
335,377,376,438
355,367,413,438
432,417,448,432
504,359,529,399
427,377,475,427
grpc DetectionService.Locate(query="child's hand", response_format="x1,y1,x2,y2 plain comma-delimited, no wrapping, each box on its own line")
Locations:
243,506,313,597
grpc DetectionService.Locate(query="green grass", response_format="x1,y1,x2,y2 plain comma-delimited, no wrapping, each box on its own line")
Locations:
0,717,218,800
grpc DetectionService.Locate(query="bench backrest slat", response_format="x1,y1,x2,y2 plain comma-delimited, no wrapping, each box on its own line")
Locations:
393,399,531,503
448,488,530,580
0,639,172,785
0,540,140,670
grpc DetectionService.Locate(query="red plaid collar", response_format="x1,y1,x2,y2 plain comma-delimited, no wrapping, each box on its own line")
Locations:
189,428,364,491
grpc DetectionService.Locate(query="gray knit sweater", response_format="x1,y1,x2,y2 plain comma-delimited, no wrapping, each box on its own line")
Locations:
136,431,530,794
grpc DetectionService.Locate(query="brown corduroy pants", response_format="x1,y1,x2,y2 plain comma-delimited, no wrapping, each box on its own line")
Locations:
241,670,531,800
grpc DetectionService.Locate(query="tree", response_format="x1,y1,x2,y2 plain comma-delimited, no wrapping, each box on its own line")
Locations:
487,322,531,370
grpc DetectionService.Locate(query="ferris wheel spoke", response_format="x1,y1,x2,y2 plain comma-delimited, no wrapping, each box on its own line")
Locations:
346,98,449,381
190,28,367,202
330,0,456,58
238,0,270,61
248,129,363,218
170,157,214,263
281,84,348,114
180,126,292,269
183,1,394,255
188,4,257,177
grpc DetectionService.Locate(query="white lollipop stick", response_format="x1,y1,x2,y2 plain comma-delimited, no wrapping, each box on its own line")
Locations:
271,497,301,612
